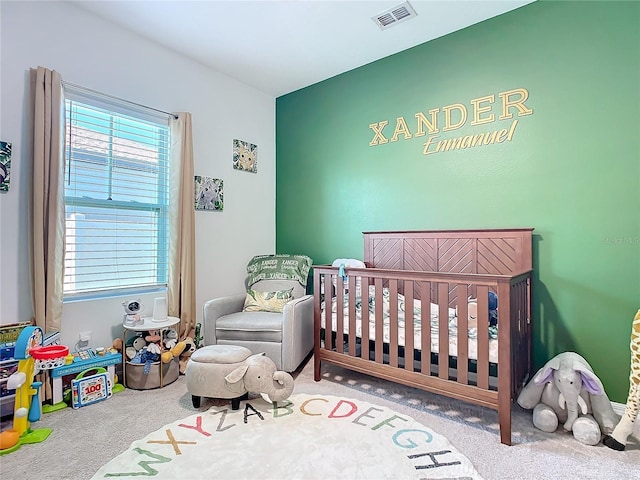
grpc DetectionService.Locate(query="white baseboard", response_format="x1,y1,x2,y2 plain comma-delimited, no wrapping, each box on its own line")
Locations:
612,401,626,416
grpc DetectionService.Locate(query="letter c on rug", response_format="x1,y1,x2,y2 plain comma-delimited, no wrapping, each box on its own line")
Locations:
300,397,328,416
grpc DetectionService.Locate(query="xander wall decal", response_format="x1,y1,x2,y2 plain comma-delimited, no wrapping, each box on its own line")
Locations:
368,87,533,156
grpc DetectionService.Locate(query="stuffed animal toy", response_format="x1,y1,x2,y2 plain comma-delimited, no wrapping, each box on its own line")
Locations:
125,333,147,360
466,292,498,328
517,351,618,445
161,341,187,364
179,337,196,374
193,323,203,350
109,338,123,355
467,301,478,329
603,309,640,451
146,342,162,355
130,346,160,375
163,328,179,350
145,330,162,344
488,291,498,327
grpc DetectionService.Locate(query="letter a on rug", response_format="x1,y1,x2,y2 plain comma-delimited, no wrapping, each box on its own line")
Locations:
92,394,483,479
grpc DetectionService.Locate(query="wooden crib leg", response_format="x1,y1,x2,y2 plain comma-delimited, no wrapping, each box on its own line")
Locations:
499,410,512,445
498,391,513,445
314,355,321,381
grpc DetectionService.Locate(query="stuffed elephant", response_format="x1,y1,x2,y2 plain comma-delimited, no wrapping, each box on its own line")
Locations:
186,347,294,410
517,352,619,445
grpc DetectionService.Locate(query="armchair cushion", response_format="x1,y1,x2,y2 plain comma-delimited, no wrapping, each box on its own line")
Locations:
216,311,283,343
242,288,293,312
251,279,306,299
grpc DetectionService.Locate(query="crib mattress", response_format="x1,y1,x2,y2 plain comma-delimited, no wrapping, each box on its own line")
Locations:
321,287,499,364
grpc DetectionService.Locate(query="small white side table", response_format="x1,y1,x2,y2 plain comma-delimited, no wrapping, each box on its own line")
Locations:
122,316,180,389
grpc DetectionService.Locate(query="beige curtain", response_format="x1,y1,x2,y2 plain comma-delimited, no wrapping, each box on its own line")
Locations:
168,113,196,339
31,66,66,333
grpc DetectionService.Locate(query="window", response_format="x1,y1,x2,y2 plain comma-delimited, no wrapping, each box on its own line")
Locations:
63,92,170,297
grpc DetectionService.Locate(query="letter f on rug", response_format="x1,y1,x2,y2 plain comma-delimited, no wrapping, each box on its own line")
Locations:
92,394,483,479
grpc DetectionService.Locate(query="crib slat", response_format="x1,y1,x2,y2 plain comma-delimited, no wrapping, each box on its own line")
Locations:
361,276,370,361
389,279,399,368
323,274,333,351
348,275,357,356
420,282,431,375
438,283,449,380
404,280,414,371
456,284,469,385
336,274,344,354
374,278,384,363
477,285,489,389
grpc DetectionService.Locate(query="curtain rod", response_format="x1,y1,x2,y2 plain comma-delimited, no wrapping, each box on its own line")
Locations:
62,81,179,119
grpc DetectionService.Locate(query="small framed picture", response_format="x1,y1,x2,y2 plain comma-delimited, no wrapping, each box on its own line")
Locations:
233,139,257,173
0,141,11,192
194,176,223,211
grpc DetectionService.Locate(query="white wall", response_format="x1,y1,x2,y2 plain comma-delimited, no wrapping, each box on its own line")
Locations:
0,1,276,349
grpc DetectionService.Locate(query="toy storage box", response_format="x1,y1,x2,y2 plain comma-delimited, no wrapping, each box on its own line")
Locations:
125,357,179,390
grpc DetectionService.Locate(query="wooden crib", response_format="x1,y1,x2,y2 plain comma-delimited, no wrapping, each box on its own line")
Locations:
313,228,534,445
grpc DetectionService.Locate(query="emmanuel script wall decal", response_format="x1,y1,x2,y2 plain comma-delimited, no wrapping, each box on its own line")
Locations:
368,87,533,156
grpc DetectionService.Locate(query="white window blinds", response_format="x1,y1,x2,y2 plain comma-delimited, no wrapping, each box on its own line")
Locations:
63,95,170,297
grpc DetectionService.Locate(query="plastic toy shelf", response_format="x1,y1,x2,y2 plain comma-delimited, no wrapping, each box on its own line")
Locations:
49,351,122,405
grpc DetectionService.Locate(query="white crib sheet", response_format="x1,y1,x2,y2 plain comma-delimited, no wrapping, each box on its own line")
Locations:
320,287,499,364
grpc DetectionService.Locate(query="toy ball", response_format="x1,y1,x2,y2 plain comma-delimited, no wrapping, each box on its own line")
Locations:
0,429,20,450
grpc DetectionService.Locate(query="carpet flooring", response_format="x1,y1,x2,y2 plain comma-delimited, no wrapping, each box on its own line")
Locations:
0,355,638,479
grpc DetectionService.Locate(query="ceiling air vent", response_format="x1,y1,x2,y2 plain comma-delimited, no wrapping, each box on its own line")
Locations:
372,1,418,30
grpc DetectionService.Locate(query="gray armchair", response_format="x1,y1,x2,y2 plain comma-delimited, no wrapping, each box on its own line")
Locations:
202,256,314,373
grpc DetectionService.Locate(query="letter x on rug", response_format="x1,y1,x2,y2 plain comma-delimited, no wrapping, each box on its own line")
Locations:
92,394,483,479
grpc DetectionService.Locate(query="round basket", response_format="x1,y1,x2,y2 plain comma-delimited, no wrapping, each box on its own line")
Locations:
30,345,70,370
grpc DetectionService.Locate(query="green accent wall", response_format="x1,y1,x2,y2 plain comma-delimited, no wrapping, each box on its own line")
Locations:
275,1,640,403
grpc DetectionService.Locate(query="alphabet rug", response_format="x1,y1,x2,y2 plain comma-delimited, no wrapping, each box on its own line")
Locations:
92,393,483,479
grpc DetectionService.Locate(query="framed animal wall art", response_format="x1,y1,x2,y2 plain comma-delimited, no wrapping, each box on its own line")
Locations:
194,176,224,211
233,139,257,173
0,141,11,192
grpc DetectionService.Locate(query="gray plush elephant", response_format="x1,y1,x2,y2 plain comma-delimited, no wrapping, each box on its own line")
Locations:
517,352,619,445
186,347,294,410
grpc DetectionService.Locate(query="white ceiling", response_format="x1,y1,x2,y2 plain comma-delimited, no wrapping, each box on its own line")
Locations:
70,0,535,97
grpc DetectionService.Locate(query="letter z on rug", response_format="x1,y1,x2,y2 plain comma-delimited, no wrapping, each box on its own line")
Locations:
92,393,483,479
